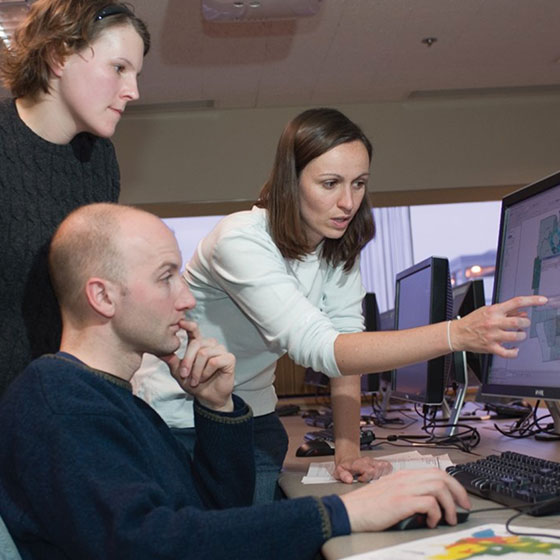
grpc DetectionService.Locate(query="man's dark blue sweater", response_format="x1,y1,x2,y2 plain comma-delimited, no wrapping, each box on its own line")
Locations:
0,354,350,559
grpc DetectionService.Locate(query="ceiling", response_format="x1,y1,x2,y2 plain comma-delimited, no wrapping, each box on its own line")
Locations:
2,0,560,110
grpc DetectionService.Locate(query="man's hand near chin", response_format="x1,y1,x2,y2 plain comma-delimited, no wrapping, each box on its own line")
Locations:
160,319,236,413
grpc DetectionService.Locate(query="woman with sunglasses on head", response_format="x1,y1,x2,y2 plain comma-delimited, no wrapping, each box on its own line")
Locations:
133,108,546,504
0,0,150,396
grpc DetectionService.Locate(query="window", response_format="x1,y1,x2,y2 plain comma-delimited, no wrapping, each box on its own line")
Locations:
361,200,501,310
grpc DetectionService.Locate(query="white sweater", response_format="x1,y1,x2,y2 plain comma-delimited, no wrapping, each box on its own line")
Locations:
132,207,365,427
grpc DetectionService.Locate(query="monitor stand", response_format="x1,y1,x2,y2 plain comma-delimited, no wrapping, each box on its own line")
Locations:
438,351,468,437
535,401,560,441
378,378,392,414
370,379,407,424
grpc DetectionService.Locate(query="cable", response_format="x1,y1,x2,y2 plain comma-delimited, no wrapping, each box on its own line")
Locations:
356,428,481,454
467,499,560,541
411,404,481,453
492,400,560,440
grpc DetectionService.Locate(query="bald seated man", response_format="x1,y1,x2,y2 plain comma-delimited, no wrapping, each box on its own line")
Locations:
0,203,470,560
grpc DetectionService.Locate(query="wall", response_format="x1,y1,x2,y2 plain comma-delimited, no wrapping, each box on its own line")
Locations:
113,94,560,208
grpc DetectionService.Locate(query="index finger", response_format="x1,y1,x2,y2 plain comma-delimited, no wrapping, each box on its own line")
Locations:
441,472,471,511
499,295,547,314
333,464,356,484
178,319,200,340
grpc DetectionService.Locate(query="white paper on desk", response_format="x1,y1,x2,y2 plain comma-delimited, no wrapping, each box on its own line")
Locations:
301,451,453,484
340,523,560,559
301,462,337,484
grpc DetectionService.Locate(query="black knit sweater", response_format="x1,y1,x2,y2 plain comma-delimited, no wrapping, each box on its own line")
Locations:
0,98,120,395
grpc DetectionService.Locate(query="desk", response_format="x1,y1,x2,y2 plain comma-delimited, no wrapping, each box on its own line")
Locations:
278,411,560,560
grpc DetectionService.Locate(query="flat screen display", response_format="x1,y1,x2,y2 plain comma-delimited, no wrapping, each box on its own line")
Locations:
482,171,560,401
392,257,451,405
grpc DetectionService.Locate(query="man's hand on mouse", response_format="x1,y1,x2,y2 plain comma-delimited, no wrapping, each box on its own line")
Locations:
339,468,471,532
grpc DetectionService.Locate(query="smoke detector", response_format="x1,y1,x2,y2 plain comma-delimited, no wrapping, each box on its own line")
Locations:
201,0,323,22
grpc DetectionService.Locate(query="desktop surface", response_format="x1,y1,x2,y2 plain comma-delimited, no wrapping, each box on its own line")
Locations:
278,406,560,560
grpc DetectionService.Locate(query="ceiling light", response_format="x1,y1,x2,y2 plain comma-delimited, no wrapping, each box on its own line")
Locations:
0,1,33,48
421,37,438,47
201,0,323,22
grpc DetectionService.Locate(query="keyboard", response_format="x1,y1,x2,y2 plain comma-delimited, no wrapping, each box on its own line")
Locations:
484,402,532,418
275,404,301,417
304,428,375,448
446,451,560,516
304,413,333,429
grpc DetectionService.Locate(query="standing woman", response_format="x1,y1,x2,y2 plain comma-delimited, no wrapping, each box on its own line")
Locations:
133,108,545,503
0,0,150,395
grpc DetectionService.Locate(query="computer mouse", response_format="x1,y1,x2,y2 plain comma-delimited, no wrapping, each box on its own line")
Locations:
295,439,335,457
386,510,470,531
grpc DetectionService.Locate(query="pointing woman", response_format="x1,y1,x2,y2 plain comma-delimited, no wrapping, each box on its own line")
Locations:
133,108,546,503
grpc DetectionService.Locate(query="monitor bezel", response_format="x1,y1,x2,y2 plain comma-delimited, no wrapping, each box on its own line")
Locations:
391,256,451,406
481,170,560,402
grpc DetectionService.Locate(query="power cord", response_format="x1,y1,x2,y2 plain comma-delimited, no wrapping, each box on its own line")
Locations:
415,404,482,453
493,400,560,440
468,498,560,540
358,428,481,454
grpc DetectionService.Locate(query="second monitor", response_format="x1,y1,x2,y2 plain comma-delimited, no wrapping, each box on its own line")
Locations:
360,293,394,394
391,256,453,406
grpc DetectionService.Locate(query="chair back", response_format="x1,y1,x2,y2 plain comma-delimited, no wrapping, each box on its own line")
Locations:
0,514,22,560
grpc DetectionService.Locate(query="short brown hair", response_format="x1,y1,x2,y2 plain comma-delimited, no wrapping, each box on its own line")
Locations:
1,0,150,98
257,108,375,272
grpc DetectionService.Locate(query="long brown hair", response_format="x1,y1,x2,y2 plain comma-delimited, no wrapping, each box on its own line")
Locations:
257,108,375,272
1,0,150,98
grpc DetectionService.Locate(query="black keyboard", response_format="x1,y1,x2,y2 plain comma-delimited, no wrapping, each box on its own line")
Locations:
275,404,301,417
447,451,560,516
304,428,375,448
484,402,532,418
304,414,333,428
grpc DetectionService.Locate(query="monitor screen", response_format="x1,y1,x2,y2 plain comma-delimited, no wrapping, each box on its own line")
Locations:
450,279,486,383
392,256,452,405
482,170,560,401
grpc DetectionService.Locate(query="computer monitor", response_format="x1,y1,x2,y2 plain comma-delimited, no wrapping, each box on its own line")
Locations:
392,256,453,406
360,293,381,393
361,306,396,392
379,308,395,331
481,170,560,433
450,279,486,384
303,367,330,390
305,292,384,394
439,279,488,431
367,308,397,416
305,293,391,394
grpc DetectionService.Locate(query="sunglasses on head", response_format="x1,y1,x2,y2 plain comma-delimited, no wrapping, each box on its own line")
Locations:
95,4,134,21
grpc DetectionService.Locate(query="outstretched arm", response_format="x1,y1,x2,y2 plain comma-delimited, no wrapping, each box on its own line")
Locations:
335,295,548,376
